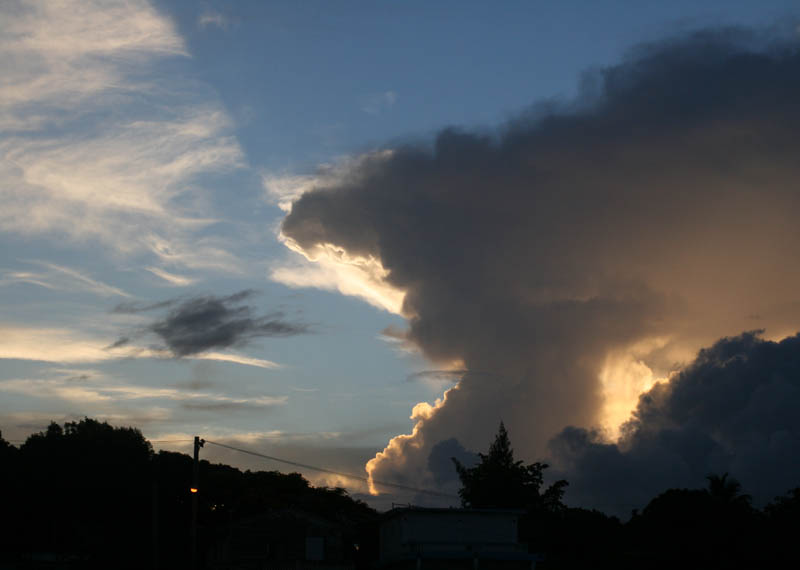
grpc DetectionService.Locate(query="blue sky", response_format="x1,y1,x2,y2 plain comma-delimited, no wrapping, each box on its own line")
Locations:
2,0,800,506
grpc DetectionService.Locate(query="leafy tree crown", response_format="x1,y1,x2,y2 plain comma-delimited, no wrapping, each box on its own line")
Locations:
452,421,567,511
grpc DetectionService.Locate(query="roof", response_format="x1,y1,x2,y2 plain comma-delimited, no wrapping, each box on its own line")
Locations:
382,506,526,520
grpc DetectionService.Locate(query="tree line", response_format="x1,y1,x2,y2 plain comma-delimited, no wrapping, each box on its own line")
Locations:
1,419,799,569
0,419,377,569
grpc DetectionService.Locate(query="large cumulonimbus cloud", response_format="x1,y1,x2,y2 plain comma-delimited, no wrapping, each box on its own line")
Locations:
278,29,800,503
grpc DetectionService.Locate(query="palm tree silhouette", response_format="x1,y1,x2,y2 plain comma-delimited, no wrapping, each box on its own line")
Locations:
706,472,752,508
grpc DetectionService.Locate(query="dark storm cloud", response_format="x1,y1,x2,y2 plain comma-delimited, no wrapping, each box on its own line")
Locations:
112,291,308,357
280,28,800,496
427,438,477,486
550,332,800,515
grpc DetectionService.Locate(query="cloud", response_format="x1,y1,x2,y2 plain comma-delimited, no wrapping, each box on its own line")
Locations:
266,156,406,313
191,351,281,369
0,325,120,363
263,172,327,214
427,438,477,486
0,323,281,369
0,260,131,297
146,234,245,274
148,428,378,491
361,91,398,115
112,291,308,357
198,9,228,30
407,370,466,384
179,400,276,412
0,0,244,270
0,368,286,409
158,429,382,496
113,299,177,314
271,236,405,314
0,408,172,441
550,332,800,515
277,29,800,498
145,266,197,287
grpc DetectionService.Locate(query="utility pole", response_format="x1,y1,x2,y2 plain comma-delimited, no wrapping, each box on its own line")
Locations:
191,436,205,570
152,454,159,570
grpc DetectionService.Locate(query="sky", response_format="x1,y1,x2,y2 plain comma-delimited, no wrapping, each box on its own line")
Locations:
3,0,800,513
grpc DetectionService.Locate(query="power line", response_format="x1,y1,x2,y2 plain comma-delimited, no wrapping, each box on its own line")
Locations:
1,435,650,511
204,439,458,499
6,438,195,444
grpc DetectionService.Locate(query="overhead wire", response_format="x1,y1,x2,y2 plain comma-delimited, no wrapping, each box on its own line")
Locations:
4,435,643,510
204,439,458,499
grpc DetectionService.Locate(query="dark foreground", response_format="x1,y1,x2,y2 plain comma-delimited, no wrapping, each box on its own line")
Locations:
2,419,799,569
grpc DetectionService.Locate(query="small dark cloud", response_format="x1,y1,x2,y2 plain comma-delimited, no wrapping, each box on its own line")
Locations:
65,374,90,382
112,299,176,314
111,291,309,357
173,359,216,391
380,325,408,341
105,336,130,350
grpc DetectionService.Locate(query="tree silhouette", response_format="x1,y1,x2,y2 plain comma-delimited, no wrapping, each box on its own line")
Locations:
0,417,378,569
14,418,154,567
6,417,800,569
452,421,567,510
763,487,800,565
706,472,752,508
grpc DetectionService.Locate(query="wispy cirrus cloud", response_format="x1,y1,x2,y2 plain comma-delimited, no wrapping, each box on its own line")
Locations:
0,0,186,123
0,0,245,271
0,325,119,364
198,9,228,31
0,324,281,369
0,260,131,297
0,369,286,410
406,369,466,385
361,90,398,115
149,429,378,495
0,408,173,442
192,351,281,369
145,266,197,287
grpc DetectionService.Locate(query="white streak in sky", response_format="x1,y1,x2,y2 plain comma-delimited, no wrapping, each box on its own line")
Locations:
193,352,282,369
145,266,197,287
0,0,244,269
0,374,287,407
198,9,228,30
0,325,280,370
